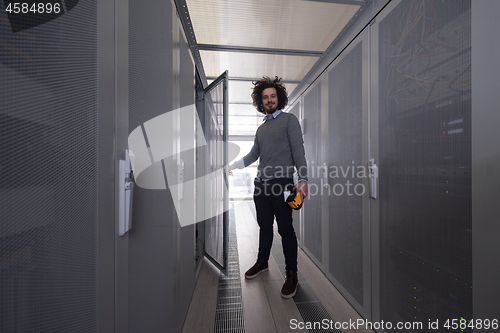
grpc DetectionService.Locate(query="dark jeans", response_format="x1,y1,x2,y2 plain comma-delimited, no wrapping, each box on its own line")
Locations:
253,178,298,272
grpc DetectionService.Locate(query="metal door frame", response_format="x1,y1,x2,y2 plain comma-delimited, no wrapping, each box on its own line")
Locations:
202,71,229,275
369,1,401,327
97,0,122,332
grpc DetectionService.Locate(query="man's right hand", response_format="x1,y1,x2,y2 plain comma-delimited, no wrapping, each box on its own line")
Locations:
229,165,235,176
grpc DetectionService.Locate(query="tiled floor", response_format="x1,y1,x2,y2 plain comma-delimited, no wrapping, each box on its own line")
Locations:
182,201,375,333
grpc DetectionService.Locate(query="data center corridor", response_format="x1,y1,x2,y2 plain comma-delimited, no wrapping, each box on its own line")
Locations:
182,200,375,333
2,1,500,332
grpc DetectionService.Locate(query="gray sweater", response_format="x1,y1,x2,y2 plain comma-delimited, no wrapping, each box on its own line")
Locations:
233,111,307,181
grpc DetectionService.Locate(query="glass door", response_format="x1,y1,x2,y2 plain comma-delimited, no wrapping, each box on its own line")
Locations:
202,71,229,275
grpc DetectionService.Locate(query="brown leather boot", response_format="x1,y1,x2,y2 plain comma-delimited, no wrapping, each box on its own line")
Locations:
281,269,298,298
244,259,268,279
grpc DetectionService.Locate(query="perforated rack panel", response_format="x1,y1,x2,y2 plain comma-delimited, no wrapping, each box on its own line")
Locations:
1,2,99,332
327,42,364,306
303,82,323,264
377,0,472,328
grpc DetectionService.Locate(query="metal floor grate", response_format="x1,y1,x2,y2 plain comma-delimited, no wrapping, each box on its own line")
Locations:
214,204,245,333
220,201,340,333
271,232,341,333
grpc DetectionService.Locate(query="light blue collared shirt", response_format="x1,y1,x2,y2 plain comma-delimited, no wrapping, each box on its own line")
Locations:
263,109,282,122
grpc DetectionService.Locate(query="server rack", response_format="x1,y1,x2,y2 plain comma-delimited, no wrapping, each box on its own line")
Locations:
296,0,481,331
1,0,202,331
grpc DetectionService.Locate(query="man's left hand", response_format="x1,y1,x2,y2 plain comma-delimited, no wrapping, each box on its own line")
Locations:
294,181,308,199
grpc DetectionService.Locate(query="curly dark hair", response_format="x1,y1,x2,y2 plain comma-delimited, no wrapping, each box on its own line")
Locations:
251,76,288,114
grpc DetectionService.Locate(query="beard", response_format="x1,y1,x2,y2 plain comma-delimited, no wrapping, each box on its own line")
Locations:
264,103,278,114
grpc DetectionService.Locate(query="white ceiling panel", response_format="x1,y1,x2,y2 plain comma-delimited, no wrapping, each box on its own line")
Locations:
285,83,299,97
200,50,319,82
187,0,361,51
183,0,366,139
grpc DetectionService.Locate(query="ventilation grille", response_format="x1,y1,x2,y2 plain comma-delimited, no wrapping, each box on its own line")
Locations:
302,82,323,263
271,234,341,333
327,41,364,306
214,204,245,332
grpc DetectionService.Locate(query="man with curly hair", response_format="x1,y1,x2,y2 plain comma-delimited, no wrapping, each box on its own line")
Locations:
229,76,308,298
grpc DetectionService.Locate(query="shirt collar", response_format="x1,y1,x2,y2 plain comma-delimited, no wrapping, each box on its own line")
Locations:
263,109,282,122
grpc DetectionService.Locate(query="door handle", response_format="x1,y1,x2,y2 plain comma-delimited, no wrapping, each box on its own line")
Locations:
119,150,134,236
369,158,378,199
321,163,329,189
178,158,184,200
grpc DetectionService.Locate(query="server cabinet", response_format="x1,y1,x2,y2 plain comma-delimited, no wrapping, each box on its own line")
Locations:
471,0,500,323
128,1,175,331
325,28,371,318
1,1,197,332
127,0,196,332
178,27,197,325
302,81,324,265
370,0,472,330
0,1,115,332
288,101,303,246
299,0,473,330
300,28,371,319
